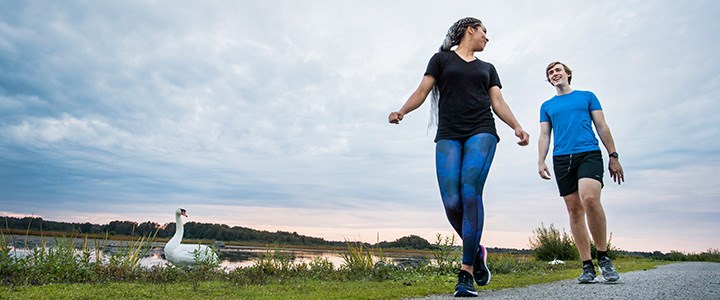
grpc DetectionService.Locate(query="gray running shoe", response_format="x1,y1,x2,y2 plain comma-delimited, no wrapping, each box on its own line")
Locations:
454,270,478,297
577,263,597,283
598,256,621,282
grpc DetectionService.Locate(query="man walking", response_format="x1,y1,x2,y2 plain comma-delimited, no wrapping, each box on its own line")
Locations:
537,61,624,283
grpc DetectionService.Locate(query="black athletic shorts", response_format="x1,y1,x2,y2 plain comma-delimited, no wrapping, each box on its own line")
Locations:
552,150,604,196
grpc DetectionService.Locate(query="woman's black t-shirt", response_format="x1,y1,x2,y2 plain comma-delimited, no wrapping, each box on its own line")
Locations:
425,51,501,142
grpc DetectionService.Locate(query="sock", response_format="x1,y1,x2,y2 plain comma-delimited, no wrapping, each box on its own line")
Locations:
582,260,593,267
597,251,609,260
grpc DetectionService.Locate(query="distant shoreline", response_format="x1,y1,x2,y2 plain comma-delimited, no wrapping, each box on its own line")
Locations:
1,231,437,256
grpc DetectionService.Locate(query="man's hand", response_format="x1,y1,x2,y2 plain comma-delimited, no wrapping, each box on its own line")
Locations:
538,162,552,180
609,158,624,184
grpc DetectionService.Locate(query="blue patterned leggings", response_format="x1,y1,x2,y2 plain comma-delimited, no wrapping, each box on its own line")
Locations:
435,133,497,265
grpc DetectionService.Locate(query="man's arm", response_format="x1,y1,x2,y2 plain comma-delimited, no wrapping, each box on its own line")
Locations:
538,121,552,180
591,110,624,184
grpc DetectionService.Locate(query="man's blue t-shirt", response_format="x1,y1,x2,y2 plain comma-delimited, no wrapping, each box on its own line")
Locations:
539,90,602,156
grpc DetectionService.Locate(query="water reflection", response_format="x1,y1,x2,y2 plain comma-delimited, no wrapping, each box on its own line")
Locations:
140,245,428,270
4,235,431,270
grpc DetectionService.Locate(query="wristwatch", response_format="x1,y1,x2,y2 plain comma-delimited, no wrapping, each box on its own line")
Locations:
609,152,619,159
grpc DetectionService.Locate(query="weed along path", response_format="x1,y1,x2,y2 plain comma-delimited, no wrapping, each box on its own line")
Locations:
411,262,720,300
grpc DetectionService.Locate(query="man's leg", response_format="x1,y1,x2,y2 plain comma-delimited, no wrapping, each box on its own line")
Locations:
564,190,597,283
563,191,592,261
578,178,607,251
578,178,620,281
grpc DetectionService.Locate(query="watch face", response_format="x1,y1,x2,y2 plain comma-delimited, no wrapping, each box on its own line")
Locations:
610,152,619,158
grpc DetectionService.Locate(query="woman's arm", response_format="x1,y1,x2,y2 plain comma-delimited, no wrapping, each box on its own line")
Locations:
488,86,529,145
389,75,435,124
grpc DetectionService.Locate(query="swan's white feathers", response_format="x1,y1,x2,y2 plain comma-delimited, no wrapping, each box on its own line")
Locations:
163,208,219,266
164,244,216,267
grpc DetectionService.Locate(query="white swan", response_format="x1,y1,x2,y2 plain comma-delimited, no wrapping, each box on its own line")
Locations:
163,208,219,267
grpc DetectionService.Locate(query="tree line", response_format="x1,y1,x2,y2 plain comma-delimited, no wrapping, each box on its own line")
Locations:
1,216,439,250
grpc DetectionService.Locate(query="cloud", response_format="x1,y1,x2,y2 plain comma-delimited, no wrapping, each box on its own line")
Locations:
1,1,719,253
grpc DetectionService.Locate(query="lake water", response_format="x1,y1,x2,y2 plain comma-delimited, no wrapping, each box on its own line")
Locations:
4,235,431,270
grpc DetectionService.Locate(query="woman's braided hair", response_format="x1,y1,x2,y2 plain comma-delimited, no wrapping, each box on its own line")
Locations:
439,17,483,51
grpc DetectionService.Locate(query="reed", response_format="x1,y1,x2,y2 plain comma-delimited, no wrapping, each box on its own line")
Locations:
339,241,381,276
1,228,159,285
431,233,460,273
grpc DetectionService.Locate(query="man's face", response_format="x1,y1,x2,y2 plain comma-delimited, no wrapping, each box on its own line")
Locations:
547,64,570,86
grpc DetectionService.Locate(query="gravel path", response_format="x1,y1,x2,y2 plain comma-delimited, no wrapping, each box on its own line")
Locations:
409,262,720,300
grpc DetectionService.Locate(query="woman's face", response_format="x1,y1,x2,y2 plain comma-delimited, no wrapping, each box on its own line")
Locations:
471,25,489,51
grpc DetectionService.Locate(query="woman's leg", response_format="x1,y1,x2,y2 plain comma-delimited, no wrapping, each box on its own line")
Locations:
460,133,497,266
436,139,463,237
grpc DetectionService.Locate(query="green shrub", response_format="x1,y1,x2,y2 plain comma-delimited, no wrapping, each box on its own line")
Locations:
697,248,720,262
529,223,578,261
487,253,519,274
307,257,335,278
666,251,687,261
652,248,720,262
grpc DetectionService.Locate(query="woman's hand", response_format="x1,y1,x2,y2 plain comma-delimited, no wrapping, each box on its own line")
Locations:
515,128,530,146
388,111,404,124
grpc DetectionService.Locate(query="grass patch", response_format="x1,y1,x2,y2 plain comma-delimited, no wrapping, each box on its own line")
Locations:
0,257,662,299
1,231,673,299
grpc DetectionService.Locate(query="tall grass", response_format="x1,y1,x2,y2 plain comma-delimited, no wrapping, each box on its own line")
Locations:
109,232,158,272
431,233,460,274
2,234,401,287
228,245,339,286
0,230,162,286
254,245,295,274
2,229,701,291
340,241,383,275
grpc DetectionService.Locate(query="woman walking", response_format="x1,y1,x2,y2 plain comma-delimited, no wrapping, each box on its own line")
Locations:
389,17,529,297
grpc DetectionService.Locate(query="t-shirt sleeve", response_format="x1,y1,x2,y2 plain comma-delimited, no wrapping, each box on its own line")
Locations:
424,52,442,78
489,63,502,89
588,91,603,111
539,102,550,123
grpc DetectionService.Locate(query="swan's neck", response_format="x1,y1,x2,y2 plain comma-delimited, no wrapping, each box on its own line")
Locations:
168,214,184,245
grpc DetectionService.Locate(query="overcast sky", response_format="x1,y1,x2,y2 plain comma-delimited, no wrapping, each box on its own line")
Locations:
1,0,718,253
